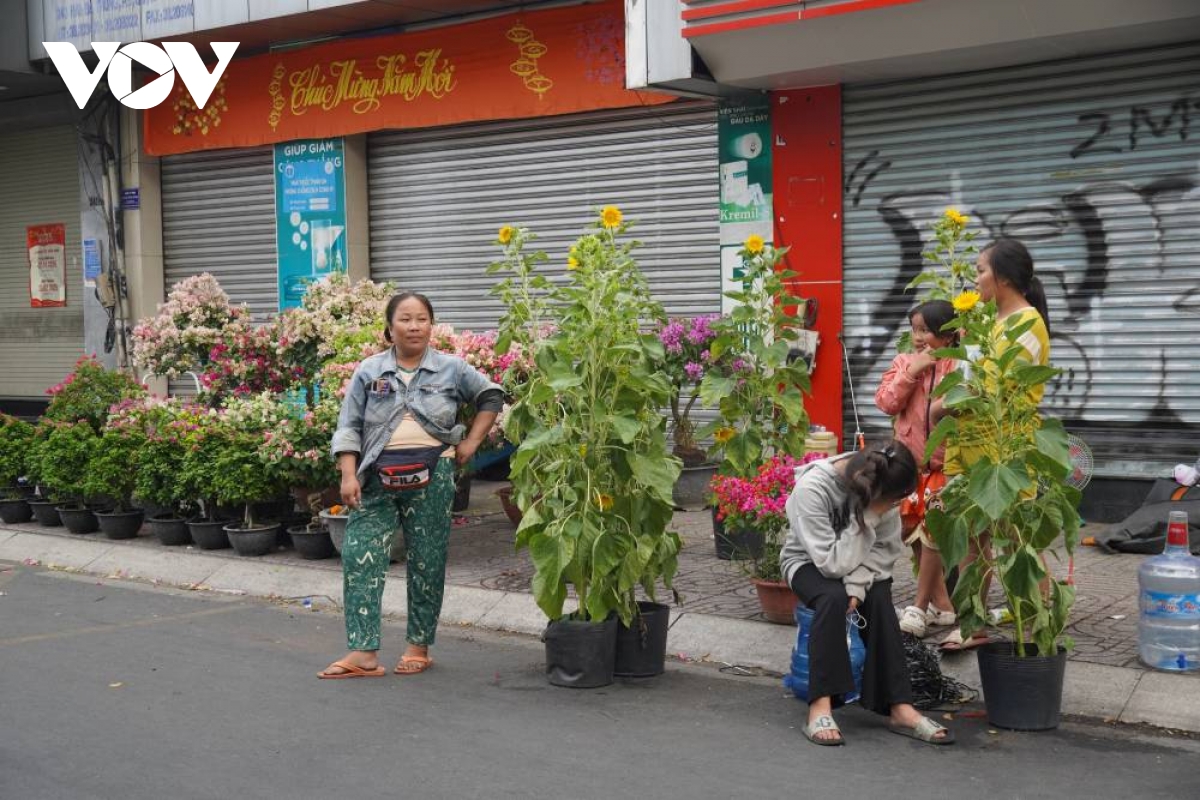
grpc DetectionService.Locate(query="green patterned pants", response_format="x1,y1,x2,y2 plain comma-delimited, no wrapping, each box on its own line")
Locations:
342,457,455,651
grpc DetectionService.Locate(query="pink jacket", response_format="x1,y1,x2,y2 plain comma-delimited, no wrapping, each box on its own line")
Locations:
874,353,957,471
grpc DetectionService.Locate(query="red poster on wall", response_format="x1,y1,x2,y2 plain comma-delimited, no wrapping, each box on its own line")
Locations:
28,223,67,308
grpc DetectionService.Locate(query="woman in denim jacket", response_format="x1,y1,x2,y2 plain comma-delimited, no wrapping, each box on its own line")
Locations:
319,292,503,679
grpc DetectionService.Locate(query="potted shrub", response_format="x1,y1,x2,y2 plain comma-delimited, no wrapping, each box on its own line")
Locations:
0,414,36,523
212,427,286,557
43,355,145,434
925,292,1078,731
699,236,811,480
38,421,100,533
655,314,728,508
178,412,235,549
120,400,202,546
84,425,147,539
492,209,682,687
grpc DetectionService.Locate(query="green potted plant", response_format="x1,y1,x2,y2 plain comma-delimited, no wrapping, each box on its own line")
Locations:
178,412,235,549
265,394,341,560
0,414,36,523
925,293,1078,731
493,209,682,685
36,421,101,533
654,314,728,509
699,236,811,478
212,426,286,557
84,426,147,539
44,355,145,433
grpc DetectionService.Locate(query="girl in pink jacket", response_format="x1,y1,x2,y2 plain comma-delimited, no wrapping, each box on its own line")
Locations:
875,299,958,638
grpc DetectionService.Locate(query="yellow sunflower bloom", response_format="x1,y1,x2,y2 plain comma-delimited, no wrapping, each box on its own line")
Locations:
578,444,587,457
595,493,614,512
744,234,765,255
713,426,736,445
944,208,969,226
952,290,982,313
567,256,579,270
497,225,514,244
600,206,623,229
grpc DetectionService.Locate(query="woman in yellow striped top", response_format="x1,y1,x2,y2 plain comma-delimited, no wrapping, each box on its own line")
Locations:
935,237,1052,650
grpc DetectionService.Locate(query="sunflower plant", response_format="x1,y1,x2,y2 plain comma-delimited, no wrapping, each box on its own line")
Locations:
491,207,681,626
698,237,811,477
923,291,1079,658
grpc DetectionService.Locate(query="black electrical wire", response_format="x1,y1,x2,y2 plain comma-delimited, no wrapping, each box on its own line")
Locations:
901,632,978,710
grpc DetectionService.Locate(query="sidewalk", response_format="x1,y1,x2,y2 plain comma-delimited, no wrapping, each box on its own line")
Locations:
3,479,1197,733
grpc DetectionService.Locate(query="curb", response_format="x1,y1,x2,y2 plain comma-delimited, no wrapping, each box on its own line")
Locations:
3,525,1198,733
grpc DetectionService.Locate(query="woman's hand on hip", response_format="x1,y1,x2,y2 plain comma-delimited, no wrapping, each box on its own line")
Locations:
455,438,480,467
341,474,362,509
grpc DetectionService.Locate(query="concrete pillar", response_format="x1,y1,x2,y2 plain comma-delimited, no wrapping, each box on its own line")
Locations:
343,134,370,282
119,106,167,395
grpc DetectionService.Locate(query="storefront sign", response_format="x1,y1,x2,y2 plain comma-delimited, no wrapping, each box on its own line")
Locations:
28,223,67,307
275,138,347,310
718,95,774,312
143,0,669,156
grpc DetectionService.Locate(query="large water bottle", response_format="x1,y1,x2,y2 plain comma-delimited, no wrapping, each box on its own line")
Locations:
1138,511,1200,672
783,605,866,703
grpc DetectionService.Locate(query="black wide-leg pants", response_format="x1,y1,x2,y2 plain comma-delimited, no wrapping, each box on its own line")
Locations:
790,563,913,716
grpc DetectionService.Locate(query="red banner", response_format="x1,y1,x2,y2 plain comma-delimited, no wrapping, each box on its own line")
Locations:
144,0,670,156
28,224,67,308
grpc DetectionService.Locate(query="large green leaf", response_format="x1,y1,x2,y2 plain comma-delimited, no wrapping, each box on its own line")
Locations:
1012,364,1059,388
1034,418,1071,473
610,415,641,444
926,509,969,571
631,453,680,502
529,532,572,619
923,416,957,464
967,460,1025,521
1000,546,1046,601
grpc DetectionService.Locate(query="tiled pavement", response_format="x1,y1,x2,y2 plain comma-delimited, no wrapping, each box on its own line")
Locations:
3,478,1143,670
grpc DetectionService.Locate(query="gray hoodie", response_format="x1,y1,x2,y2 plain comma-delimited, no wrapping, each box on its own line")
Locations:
779,455,904,601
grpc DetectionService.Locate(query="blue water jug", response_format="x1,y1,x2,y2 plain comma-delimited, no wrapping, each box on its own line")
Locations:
783,604,866,704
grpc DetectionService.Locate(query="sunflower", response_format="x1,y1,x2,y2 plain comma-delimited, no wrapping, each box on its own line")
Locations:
600,206,623,229
944,208,969,226
567,256,579,270
578,444,587,457
497,225,514,245
595,493,614,512
952,290,982,313
744,234,765,255
713,426,736,445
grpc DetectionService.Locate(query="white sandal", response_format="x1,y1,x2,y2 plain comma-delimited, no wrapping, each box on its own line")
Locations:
804,715,845,747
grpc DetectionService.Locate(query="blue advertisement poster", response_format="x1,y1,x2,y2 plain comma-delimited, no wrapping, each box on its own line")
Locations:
275,138,348,310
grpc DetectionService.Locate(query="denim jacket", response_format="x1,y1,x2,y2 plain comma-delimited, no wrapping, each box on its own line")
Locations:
331,347,503,478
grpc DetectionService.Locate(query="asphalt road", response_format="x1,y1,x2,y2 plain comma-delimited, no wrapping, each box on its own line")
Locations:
2,560,1196,800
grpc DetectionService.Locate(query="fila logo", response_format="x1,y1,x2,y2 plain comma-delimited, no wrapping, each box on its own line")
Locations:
43,41,239,110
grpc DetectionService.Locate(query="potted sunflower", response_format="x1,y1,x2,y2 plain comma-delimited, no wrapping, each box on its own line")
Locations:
492,208,681,685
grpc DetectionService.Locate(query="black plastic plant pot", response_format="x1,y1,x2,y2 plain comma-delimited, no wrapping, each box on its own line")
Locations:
96,509,145,540
188,518,233,550
713,516,765,561
977,641,1067,731
0,498,33,524
56,504,99,535
28,500,63,527
543,614,618,689
147,515,192,546
614,601,671,678
452,474,472,512
225,523,280,557
288,525,337,560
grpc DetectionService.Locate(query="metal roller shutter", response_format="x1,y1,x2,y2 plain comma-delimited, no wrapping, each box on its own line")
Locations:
368,102,720,329
0,126,83,398
161,147,277,320
842,42,1200,471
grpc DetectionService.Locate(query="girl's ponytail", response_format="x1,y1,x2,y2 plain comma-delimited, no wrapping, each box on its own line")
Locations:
839,441,918,527
1024,275,1051,337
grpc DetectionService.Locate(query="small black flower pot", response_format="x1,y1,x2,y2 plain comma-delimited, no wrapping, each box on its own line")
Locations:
543,614,618,689
96,509,145,540
452,474,472,512
28,500,63,527
288,525,337,560
56,504,99,535
188,517,233,550
712,508,765,561
225,523,280,557
614,601,671,678
147,515,192,546
0,498,33,524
